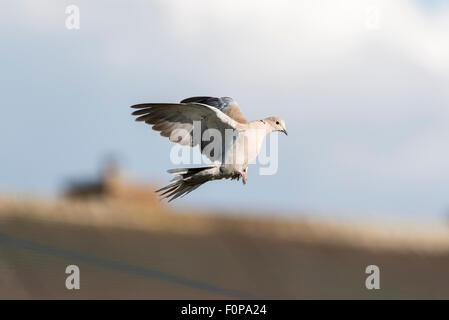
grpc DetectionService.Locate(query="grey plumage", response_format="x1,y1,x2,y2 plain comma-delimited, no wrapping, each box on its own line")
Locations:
131,102,237,149
130,96,287,201
180,96,248,124
180,96,235,111
156,166,217,202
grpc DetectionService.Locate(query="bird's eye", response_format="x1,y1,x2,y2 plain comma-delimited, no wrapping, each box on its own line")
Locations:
276,121,280,125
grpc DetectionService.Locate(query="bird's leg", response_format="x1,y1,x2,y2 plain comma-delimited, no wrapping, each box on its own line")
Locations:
239,169,247,185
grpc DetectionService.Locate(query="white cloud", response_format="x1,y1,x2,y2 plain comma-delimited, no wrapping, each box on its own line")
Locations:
5,0,449,78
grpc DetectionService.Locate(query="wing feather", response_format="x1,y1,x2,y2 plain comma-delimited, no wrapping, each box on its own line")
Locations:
180,96,248,124
131,102,240,162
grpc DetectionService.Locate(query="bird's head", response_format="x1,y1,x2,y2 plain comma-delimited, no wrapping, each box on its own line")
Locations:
264,117,288,136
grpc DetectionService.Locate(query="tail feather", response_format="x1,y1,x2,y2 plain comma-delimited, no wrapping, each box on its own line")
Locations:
156,166,215,202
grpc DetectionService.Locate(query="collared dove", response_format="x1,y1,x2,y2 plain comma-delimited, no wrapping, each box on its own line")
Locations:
130,96,287,201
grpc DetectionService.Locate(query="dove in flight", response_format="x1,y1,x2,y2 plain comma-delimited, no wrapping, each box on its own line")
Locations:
130,96,287,201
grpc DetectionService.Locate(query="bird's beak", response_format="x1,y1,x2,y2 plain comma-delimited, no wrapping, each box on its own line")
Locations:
282,129,288,136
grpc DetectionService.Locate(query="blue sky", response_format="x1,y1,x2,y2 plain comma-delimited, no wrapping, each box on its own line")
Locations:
1,0,448,224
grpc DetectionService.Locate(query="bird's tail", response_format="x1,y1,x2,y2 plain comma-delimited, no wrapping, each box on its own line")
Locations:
156,166,217,202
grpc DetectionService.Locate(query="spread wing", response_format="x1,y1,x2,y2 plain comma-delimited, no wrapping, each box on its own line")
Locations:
180,96,248,124
131,102,240,163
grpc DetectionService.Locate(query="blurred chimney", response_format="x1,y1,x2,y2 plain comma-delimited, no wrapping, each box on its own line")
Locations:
64,156,159,207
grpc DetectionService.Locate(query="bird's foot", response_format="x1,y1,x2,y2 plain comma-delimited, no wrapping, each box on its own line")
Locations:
240,170,247,185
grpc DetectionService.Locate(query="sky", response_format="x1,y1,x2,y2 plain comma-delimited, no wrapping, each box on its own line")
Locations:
0,0,448,224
